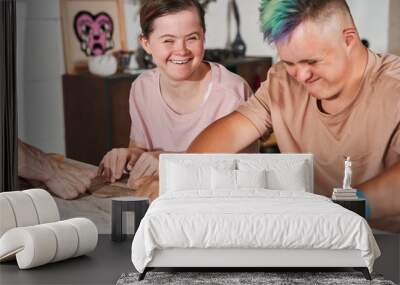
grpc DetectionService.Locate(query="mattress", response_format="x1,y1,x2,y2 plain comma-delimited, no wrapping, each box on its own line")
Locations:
131,190,380,273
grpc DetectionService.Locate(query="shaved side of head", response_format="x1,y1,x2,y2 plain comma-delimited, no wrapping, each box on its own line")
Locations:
260,0,357,44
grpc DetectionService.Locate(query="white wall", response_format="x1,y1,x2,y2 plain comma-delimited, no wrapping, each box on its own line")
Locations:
16,0,392,154
17,0,65,154
121,0,391,57
347,0,390,53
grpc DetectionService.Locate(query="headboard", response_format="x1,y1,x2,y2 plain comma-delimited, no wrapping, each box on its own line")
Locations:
159,153,314,195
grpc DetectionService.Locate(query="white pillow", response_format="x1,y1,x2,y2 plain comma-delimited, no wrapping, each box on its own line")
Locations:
167,163,210,191
238,159,308,191
211,168,236,190
166,160,236,192
237,169,267,189
266,165,306,191
211,169,268,190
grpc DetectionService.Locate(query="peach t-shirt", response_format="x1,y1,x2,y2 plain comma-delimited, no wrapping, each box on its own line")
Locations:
130,62,253,152
238,50,400,196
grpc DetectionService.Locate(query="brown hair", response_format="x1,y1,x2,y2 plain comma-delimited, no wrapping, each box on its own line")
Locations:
139,0,206,38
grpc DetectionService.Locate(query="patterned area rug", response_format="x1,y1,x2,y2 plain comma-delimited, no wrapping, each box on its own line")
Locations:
116,271,396,285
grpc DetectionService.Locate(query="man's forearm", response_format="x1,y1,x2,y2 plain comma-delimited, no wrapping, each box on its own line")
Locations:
357,162,400,219
18,140,55,182
188,112,261,153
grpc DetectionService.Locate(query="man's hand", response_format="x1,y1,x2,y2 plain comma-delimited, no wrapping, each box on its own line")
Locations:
44,158,96,199
98,147,145,183
18,139,96,199
127,151,161,188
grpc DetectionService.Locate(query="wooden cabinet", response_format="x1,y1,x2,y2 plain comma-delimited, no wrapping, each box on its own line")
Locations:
63,57,272,165
63,73,136,165
223,56,272,92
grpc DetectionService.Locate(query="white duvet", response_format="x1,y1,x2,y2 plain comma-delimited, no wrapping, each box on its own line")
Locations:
131,190,380,273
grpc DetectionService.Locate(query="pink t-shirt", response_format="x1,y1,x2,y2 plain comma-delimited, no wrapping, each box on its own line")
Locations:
129,62,253,152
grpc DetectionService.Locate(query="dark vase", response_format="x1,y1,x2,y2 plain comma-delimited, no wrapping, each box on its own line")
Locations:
230,0,246,57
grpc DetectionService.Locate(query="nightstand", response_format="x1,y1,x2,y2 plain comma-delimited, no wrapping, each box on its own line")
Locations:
332,199,366,218
112,197,149,242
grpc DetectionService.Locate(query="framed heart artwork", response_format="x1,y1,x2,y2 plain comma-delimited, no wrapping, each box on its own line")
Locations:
60,0,127,74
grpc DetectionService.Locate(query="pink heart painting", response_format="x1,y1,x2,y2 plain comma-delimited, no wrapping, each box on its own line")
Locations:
74,11,114,56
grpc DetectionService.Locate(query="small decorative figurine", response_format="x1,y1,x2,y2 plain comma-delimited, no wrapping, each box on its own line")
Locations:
342,156,352,190
332,157,357,200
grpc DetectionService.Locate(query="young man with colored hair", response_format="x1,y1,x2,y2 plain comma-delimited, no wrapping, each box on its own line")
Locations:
188,0,400,229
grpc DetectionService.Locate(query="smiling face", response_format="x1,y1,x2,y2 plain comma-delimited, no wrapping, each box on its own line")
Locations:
139,7,205,82
276,19,351,100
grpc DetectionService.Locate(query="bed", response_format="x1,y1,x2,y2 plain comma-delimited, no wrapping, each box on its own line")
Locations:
131,154,380,280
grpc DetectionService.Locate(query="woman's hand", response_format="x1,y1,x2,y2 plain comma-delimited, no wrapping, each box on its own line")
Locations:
98,147,145,183
128,151,161,188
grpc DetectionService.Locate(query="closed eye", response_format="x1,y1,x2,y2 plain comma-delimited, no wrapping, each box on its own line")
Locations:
307,60,318,65
283,61,294,67
187,36,199,41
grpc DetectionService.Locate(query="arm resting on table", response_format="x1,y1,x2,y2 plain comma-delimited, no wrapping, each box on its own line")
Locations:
357,162,400,219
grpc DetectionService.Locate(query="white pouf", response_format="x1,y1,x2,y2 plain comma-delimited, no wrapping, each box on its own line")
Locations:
0,189,98,269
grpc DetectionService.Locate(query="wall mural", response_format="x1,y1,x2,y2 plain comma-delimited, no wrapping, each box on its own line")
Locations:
60,0,126,74
73,11,114,56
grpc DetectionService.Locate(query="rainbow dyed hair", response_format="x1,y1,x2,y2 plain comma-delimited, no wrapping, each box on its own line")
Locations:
259,0,350,43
